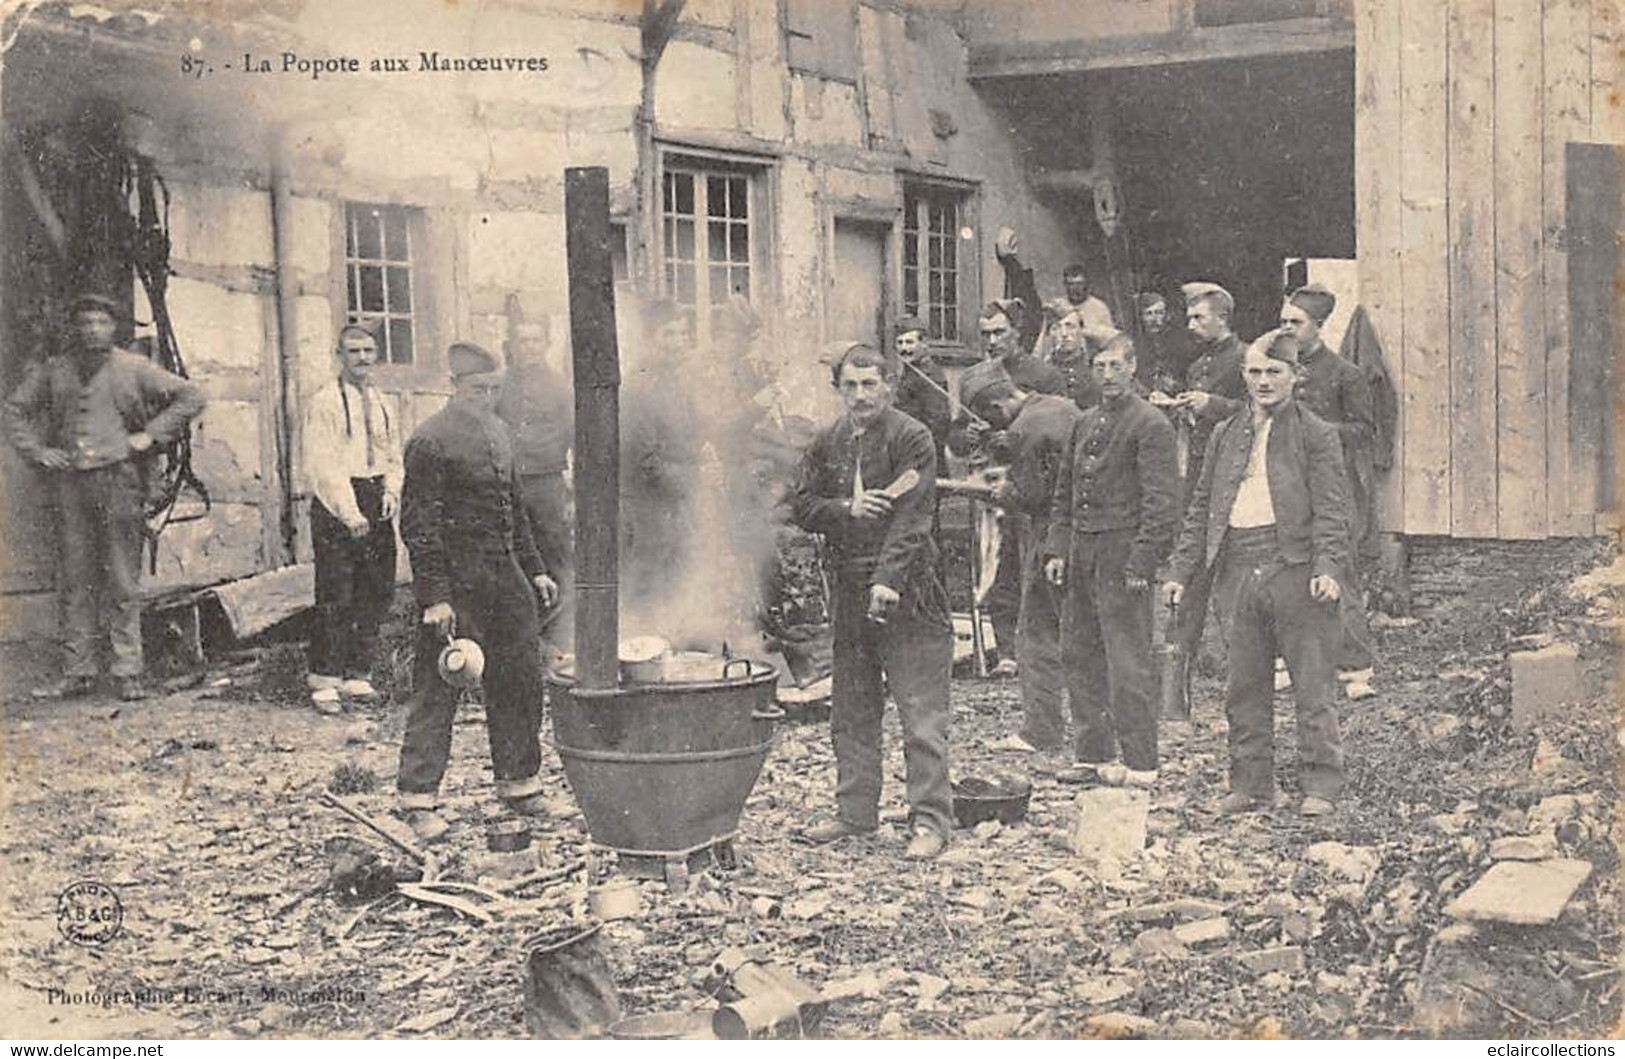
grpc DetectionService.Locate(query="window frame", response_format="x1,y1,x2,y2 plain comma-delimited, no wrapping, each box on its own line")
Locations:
654,146,774,352
897,175,979,361
336,201,425,371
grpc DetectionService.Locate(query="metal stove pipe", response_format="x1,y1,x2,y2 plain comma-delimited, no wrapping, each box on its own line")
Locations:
564,167,621,690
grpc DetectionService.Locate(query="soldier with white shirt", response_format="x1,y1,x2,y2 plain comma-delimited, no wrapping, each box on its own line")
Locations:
302,321,403,712
1162,330,1352,817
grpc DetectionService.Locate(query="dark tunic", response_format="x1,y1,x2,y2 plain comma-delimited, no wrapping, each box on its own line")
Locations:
1045,392,1181,581
894,355,953,463
789,405,947,624
401,401,546,609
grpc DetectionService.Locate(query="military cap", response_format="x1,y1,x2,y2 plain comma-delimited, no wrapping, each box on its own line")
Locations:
68,293,124,320
1249,329,1302,368
447,341,501,378
1181,282,1234,317
959,359,1015,410
895,314,927,337
1287,283,1337,325
336,319,382,346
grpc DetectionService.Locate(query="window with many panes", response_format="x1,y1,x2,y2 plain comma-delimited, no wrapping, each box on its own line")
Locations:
344,202,417,365
662,161,755,331
902,183,966,344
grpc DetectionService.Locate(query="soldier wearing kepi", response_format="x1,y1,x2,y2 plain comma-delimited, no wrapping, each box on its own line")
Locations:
890,314,951,467
790,343,952,861
302,321,403,713
397,342,559,841
1162,330,1352,817
1043,336,1180,785
956,361,1084,758
1278,284,1378,699
5,293,204,702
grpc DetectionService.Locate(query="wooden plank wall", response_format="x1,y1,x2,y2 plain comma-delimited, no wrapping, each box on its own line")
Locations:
1358,0,1622,539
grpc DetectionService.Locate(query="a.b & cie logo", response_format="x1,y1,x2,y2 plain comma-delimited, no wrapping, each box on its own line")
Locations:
56,880,123,947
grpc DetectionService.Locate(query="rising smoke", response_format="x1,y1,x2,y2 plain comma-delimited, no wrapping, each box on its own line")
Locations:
617,299,788,655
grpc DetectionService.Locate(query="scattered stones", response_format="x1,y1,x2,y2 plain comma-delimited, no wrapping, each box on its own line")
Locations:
1425,714,1465,742
1069,974,1140,1006
1529,794,1596,831
877,1012,907,1037
963,1012,1025,1038
1035,868,1082,893
1304,842,1381,884
971,820,1003,841
1113,897,1227,923
1083,1012,1157,1038
1131,927,1190,960
915,973,951,1007
1068,788,1150,862
1171,918,1231,947
1234,945,1305,976
1510,643,1583,730
1446,859,1594,925
1489,833,1560,861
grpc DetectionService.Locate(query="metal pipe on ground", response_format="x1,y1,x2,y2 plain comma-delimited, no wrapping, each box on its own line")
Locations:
564,167,622,690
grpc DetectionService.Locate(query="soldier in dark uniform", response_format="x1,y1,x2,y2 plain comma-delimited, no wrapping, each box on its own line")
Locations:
1047,308,1104,411
1280,284,1377,695
397,343,558,841
891,314,951,465
1167,282,1250,672
957,361,1084,756
959,301,1066,675
1044,337,1180,784
790,344,952,862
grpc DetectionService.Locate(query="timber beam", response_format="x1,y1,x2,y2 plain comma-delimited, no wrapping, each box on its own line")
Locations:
967,18,1352,81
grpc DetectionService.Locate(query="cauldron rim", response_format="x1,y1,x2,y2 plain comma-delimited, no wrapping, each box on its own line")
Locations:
545,660,780,697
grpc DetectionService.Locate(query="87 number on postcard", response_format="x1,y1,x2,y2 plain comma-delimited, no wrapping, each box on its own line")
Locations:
56,881,122,947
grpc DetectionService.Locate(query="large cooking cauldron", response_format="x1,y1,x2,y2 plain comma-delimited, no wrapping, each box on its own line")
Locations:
546,659,781,876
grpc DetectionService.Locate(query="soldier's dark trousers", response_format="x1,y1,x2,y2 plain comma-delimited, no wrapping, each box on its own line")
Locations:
56,463,145,678
518,472,573,642
829,574,954,837
987,514,1022,662
309,476,397,679
398,556,546,803
1013,519,1067,750
1059,528,1157,771
1213,525,1345,800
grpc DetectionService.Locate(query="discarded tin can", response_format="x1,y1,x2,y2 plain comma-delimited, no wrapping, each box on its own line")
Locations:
610,1011,715,1040
487,818,531,853
710,947,826,1029
712,990,807,1040
523,923,621,1039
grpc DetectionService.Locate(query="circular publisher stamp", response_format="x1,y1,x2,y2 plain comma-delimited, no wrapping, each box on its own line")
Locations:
56,880,123,947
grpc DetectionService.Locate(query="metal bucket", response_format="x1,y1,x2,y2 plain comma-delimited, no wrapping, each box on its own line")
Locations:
547,661,781,857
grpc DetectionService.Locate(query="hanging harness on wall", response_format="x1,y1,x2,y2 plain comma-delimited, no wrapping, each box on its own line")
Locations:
125,155,211,572
9,112,211,573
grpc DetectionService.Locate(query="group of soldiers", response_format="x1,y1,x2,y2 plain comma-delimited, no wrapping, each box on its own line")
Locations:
789,268,1378,859
9,265,1378,853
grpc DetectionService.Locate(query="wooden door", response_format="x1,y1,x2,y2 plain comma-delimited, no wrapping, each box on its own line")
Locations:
830,219,887,351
